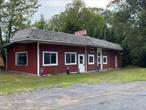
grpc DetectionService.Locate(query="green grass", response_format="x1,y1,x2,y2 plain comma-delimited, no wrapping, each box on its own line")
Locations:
0,67,146,95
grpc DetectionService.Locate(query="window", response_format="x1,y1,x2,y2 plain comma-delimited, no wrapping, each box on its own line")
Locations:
43,51,58,66
65,52,77,65
98,56,101,64
97,52,101,64
16,52,28,66
103,56,108,64
88,54,95,65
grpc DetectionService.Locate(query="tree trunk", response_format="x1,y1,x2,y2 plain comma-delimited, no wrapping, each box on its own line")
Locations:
0,26,6,67
8,19,13,42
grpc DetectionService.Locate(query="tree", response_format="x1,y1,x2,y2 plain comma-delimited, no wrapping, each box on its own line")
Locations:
0,0,39,66
106,0,146,67
33,14,47,29
1,0,39,42
48,0,105,38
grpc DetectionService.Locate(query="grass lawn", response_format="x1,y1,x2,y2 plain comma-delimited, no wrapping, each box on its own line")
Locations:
0,67,146,95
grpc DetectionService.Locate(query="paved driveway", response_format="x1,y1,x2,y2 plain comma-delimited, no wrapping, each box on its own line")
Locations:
0,82,146,110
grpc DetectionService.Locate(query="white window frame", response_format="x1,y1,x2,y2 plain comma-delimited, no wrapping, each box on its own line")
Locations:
103,56,108,64
88,54,95,65
43,51,58,66
65,52,77,65
15,51,28,66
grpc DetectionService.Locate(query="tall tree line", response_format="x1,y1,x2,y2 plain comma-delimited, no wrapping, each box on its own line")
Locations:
0,0,39,64
1,0,146,67
35,0,105,38
105,0,146,67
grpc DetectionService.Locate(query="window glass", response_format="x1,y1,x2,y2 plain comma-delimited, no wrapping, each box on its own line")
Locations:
80,56,83,64
51,53,56,64
89,56,93,62
16,52,27,65
71,54,75,63
66,54,71,63
44,53,50,64
88,54,94,64
98,57,101,64
65,53,76,64
103,56,108,64
43,52,57,65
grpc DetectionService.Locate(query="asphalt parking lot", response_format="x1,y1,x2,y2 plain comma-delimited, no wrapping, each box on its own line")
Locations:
0,81,146,110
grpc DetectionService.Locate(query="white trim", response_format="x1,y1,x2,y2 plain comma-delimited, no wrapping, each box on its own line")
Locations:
65,52,77,65
115,55,118,68
42,51,58,66
103,56,108,64
15,51,28,66
37,42,40,76
88,54,95,65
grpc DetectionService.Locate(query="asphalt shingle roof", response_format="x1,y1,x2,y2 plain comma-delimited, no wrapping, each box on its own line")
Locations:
10,29,123,50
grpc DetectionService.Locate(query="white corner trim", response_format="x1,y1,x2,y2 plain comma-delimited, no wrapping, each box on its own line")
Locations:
42,51,58,66
65,52,77,65
88,54,95,65
37,42,40,76
15,51,28,66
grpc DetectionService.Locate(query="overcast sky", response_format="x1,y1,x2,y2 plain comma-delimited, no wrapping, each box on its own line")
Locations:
31,0,112,22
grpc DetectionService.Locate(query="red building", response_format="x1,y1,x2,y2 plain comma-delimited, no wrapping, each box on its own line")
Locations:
4,29,123,76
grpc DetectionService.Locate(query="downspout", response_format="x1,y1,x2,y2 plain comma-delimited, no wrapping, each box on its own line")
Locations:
37,42,40,77
100,49,103,70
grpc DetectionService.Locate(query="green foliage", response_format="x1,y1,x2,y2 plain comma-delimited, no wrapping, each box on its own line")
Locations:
33,14,47,29
106,0,146,67
0,0,39,42
47,0,105,38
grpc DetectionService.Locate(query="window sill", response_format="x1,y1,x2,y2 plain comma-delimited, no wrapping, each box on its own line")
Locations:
43,64,58,67
65,63,77,66
88,63,95,65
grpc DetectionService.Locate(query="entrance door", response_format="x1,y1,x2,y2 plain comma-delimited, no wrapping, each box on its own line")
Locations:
78,54,85,73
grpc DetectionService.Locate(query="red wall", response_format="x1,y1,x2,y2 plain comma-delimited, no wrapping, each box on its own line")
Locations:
86,47,97,71
7,43,122,75
102,50,121,69
39,44,85,74
7,43,37,74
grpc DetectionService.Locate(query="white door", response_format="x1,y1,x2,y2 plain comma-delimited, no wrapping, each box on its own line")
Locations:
115,55,118,68
78,54,85,73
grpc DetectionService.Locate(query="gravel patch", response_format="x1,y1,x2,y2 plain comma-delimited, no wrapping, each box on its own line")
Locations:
0,81,146,110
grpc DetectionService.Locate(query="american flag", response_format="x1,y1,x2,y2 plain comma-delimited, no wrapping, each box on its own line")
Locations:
75,30,87,37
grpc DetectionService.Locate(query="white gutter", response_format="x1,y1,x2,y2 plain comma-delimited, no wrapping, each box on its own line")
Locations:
100,49,103,70
37,42,40,76
85,46,88,72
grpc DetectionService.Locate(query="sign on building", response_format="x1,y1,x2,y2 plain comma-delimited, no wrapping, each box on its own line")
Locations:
75,30,87,37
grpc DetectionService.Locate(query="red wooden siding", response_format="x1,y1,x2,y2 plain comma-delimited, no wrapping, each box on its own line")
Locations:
7,43,122,75
86,47,97,71
7,43,37,74
39,44,85,74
